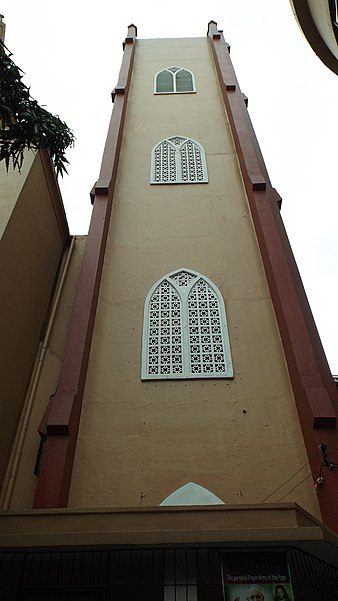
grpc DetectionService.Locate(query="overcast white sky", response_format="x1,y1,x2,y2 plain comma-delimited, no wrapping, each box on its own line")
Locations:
1,1,337,372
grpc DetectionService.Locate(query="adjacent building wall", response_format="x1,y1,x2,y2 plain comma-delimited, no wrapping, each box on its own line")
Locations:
68,38,320,519
0,152,69,491
0,151,35,239
5,236,87,509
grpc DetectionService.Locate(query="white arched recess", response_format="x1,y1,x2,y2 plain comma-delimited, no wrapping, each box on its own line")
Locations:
141,269,233,380
150,136,208,184
160,483,225,506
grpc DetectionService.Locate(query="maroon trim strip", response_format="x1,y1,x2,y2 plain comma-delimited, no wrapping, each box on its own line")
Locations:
34,26,137,509
208,21,338,532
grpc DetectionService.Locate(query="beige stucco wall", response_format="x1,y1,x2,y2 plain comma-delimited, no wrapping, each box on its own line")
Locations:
4,236,87,509
0,152,69,493
68,38,320,519
0,152,35,239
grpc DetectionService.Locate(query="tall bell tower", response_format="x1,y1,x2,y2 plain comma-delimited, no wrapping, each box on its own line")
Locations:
1,21,338,600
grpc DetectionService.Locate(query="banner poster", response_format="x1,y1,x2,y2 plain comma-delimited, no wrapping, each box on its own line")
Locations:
222,552,294,601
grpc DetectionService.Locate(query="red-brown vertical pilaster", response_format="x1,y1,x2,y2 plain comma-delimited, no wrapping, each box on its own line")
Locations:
208,21,338,532
34,25,137,508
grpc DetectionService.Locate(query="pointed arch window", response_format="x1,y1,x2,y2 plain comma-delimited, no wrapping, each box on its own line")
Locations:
160,483,225,506
150,136,208,184
155,67,195,94
142,269,233,380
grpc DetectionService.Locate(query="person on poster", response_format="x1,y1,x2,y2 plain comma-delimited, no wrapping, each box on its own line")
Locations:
233,584,268,601
274,585,290,600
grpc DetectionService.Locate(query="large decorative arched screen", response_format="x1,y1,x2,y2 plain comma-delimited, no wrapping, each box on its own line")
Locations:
155,67,195,94
142,269,233,380
150,136,208,184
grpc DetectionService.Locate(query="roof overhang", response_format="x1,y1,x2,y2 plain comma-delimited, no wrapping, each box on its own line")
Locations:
1,503,338,568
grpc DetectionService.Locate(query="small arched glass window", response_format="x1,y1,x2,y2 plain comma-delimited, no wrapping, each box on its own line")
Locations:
142,269,233,380
155,67,195,94
150,136,208,184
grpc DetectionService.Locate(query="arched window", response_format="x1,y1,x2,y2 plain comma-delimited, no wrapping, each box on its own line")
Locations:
160,483,225,506
150,136,208,184
141,269,233,380
155,67,195,94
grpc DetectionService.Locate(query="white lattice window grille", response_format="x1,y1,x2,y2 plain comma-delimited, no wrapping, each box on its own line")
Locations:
150,136,208,184
142,269,233,380
154,67,196,94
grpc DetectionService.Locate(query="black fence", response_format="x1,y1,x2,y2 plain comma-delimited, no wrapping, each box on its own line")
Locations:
0,546,337,601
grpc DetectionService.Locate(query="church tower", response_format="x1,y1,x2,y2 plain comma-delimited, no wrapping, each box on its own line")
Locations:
1,21,338,600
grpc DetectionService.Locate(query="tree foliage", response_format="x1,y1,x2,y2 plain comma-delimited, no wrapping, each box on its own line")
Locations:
0,40,74,177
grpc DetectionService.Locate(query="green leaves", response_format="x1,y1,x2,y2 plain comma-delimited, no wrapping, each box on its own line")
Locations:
0,41,74,177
